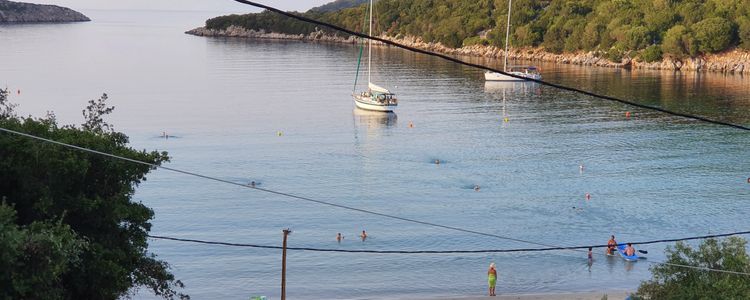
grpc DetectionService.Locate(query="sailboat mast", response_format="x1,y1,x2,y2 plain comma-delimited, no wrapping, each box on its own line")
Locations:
368,0,373,85
504,0,512,72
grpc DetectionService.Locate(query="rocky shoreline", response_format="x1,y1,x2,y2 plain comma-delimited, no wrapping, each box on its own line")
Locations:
186,26,749,75
0,0,89,23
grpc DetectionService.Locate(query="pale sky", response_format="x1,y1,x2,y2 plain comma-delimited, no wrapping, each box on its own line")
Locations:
32,0,334,13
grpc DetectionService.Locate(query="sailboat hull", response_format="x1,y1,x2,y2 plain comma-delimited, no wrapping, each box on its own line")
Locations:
353,94,397,112
485,71,541,81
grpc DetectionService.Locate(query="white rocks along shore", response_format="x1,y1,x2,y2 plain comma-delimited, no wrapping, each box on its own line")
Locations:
186,25,749,75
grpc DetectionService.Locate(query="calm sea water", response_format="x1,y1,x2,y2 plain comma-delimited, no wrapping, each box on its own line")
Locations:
2,9,750,300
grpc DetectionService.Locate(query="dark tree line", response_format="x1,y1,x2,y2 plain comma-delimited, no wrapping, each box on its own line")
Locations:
205,0,750,62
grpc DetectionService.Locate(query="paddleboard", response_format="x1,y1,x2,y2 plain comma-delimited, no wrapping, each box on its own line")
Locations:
617,244,639,261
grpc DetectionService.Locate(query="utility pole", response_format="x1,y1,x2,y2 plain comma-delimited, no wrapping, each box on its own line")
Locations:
281,228,291,300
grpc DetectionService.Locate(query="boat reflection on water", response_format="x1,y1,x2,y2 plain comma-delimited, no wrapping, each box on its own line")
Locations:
483,81,541,94
353,108,398,129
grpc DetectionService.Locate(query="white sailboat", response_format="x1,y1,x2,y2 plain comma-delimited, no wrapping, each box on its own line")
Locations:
485,0,542,81
353,0,397,112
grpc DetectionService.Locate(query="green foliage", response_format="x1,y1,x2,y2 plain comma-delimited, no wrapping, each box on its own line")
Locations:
0,94,187,299
640,45,662,62
0,87,17,119
739,17,750,50
606,46,624,63
462,36,488,47
0,202,86,300
692,17,736,53
661,25,697,58
205,0,750,57
636,237,750,299
310,0,368,13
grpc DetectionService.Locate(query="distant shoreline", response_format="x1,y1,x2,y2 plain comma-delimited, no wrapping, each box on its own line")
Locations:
0,0,89,23
186,25,749,75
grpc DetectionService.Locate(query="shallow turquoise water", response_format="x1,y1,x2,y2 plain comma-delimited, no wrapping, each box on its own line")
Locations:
2,9,750,300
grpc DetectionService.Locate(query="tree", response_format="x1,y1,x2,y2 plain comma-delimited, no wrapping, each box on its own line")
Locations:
661,25,697,58
0,87,17,119
737,16,750,50
692,17,736,53
0,94,188,299
0,202,87,300
636,237,750,299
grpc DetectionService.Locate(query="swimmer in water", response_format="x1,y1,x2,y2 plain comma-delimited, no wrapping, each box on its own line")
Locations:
336,233,343,243
579,164,585,172
588,247,593,263
359,230,367,242
607,235,617,255
435,159,440,165
474,184,480,191
249,181,256,188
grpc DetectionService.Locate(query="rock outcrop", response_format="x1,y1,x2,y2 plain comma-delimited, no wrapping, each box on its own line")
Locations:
186,26,750,75
0,0,89,23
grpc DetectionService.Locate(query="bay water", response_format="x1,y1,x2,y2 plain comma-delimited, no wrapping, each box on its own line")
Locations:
2,9,750,299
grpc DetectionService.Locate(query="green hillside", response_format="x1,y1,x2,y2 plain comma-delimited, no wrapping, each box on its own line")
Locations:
205,0,750,61
310,0,369,13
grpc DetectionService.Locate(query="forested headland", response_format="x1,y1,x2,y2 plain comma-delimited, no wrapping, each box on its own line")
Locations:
193,0,750,73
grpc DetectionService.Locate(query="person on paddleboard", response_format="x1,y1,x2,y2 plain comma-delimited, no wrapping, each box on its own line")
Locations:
624,243,636,256
607,235,617,255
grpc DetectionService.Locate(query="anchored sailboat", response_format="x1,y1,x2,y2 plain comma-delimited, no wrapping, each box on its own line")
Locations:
353,0,398,112
485,0,542,81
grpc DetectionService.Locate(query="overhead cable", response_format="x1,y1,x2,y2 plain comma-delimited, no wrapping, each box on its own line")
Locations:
0,126,565,249
232,0,750,131
149,229,750,254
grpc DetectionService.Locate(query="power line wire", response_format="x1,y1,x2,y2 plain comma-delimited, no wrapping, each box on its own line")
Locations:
3,126,749,276
0,126,561,249
148,229,750,254
231,0,750,131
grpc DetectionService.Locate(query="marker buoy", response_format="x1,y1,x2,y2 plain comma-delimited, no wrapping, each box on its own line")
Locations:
585,193,591,200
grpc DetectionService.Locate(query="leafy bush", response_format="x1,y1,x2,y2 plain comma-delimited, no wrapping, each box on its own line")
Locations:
692,17,736,53
636,237,750,299
462,36,488,47
606,47,624,63
0,94,187,299
661,25,697,58
640,45,662,62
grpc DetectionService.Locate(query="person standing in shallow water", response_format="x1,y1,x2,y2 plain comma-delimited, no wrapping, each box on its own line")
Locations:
487,262,497,296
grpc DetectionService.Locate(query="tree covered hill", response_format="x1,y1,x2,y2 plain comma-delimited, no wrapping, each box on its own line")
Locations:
310,0,369,13
205,0,750,62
